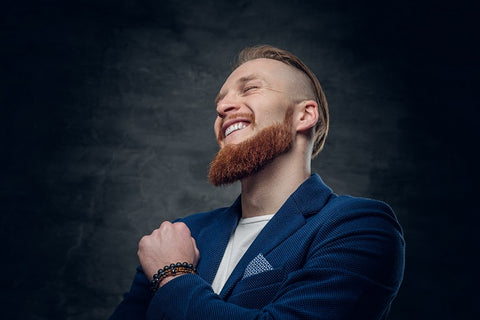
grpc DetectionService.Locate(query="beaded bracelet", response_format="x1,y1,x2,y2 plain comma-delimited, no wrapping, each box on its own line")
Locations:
151,262,198,294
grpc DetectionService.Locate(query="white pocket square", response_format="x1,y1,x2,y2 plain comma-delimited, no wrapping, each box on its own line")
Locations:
243,253,274,279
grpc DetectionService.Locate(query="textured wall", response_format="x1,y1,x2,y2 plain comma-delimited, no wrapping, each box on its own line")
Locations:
1,0,476,319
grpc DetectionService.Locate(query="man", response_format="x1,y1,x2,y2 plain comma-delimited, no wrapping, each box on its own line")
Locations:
110,45,405,319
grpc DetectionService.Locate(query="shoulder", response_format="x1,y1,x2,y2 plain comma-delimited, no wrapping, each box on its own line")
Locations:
308,195,405,288
319,195,401,231
325,194,394,216
307,194,405,260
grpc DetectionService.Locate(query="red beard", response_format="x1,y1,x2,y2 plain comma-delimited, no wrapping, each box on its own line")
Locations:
208,109,293,186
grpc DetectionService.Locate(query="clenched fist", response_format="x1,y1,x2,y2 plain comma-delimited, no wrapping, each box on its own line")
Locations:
138,221,200,285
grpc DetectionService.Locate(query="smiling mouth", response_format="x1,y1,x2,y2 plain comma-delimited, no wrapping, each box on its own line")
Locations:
225,122,249,137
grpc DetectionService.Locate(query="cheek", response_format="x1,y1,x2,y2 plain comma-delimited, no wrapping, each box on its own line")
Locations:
214,118,224,147
256,97,290,118
257,110,287,128
214,118,221,136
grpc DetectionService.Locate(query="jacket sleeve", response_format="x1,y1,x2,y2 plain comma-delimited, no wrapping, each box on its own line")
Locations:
109,266,152,320
143,199,405,320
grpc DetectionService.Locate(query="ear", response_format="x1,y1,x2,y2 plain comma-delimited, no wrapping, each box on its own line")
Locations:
295,100,319,133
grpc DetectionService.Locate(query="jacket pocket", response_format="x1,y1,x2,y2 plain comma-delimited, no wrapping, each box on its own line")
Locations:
228,268,286,309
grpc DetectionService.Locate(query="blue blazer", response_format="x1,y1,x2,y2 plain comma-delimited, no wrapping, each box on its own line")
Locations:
110,174,405,319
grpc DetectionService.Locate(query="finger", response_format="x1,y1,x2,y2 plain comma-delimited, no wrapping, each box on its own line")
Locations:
191,237,198,249
159,221,172,230
173,222,191,234
191,237,200,262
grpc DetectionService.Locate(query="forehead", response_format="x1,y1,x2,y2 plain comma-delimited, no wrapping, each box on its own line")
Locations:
223,58,296,87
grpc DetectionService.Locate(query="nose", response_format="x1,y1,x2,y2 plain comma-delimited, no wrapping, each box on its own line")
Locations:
216,94,241,118
216,104,239,118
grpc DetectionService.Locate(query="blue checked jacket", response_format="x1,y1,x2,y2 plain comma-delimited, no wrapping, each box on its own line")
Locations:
110,174,405,319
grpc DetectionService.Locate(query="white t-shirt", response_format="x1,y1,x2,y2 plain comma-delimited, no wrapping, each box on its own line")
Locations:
211,214,275,294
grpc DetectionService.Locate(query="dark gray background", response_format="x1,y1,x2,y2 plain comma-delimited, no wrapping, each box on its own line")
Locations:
1,0,477,319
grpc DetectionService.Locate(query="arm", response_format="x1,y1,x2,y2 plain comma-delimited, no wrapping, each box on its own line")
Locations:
109,221,200,320
147,200,404,319
109,265,152,320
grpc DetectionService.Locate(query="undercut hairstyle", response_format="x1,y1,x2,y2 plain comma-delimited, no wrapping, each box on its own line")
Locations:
233,45,329,158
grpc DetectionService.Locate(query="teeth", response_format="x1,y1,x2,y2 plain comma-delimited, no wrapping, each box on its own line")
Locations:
225,122,247,137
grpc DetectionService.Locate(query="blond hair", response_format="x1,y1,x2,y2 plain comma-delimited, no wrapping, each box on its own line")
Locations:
234,45,329,157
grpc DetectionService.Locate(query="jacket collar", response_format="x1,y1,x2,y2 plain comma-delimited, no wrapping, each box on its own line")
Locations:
219,173,333,298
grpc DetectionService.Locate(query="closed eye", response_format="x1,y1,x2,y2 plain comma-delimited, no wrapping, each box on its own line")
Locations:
243,86,259,93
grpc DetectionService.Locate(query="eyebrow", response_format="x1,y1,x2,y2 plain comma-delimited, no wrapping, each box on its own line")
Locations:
215,73,265,105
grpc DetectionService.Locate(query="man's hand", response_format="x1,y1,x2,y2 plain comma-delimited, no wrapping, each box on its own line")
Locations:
138,221,200,285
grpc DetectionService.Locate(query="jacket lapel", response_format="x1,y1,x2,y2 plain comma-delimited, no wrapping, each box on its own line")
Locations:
195,198,241,285
219,174,333,299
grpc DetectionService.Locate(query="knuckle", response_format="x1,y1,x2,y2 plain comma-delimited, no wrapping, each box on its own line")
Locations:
160,221,171,228
175,222,190,233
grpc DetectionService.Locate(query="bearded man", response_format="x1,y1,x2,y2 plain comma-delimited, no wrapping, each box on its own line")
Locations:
110,45,405,319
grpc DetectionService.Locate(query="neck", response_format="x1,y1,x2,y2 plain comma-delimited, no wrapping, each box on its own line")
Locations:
240,149,311,218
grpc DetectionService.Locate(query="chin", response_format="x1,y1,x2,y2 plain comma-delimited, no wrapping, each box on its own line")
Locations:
209,120,293,186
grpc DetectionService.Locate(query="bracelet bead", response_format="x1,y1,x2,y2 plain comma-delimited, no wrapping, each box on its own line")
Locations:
150,262,198,295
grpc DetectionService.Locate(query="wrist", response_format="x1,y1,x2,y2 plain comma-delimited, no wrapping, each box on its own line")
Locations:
150,262,198,295
158,274,182,287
